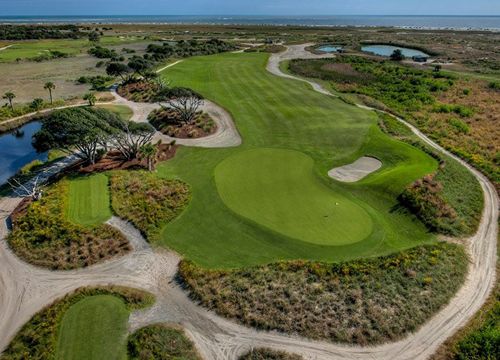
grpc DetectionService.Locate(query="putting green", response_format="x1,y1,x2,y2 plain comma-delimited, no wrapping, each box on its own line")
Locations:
55,295,128,360
215,148,372,245
67,174,112,226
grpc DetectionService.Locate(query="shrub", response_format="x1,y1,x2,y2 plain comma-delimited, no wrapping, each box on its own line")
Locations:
179,243,468,345
88,46,117,59
128,325,201,360
448,118,470,134
239,348,303,360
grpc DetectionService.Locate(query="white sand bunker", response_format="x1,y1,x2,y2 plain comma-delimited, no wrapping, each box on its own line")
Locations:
328,156,382,182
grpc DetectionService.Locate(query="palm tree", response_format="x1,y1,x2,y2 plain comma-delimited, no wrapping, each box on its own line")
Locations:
44,82,56,104
139,142,159,171
3,92,15,111
83,92,97,106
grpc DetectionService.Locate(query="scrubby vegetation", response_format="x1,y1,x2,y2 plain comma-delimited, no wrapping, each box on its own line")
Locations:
149,108,216,138
288,57,499,189
378,113,483,236
88,46,118,59
179,243,467,345
127,325,201,360
145,38,236,61
1,287,154,360
8,179,131,270
110,171,190,241
239,348,302,360
0,99,66,125
0,25,86,40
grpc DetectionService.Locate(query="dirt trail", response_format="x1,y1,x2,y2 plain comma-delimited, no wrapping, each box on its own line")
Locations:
0,45,497,360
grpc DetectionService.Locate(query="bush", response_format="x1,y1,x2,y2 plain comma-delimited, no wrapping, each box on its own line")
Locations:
110,171,191,241
2,286,154,360
239,349,303,360
88,46,117,59
128,325,201,360
179,243,468,345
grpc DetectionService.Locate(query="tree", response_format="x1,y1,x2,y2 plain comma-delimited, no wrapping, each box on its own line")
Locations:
83,92,97,106
128,56,152,77
139,141,160,171
3,91,15,111
44,81,56,104
390,49,405,61
159,95,204,125
88,31,100,43
433,65,442,73
110,120,155,160
106,62,130,81
30,98,44,111
33,107,119,164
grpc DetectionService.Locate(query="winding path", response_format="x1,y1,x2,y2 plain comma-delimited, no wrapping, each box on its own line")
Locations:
0,45,497,360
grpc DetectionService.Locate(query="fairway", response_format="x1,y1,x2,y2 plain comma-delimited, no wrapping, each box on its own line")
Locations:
55,295,128,360
154,52,438,268
216,148,372,245
67,174,112,226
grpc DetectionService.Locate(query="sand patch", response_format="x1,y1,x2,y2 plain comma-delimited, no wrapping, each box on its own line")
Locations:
328,156,382,182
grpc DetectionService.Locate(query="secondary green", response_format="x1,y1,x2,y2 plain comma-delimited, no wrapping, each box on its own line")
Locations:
98,104,134,121
55,295,129,360
155,52,438,268
216,148,372,246
67,174,112,226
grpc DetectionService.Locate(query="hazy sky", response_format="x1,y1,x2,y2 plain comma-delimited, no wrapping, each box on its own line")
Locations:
1,0,499,16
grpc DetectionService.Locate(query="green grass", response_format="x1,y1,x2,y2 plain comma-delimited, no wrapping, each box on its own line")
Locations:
67,174,112,226
55,295,129,360
154,52,438,268
215,148,373,246
97,104,134,121
0,36,144,62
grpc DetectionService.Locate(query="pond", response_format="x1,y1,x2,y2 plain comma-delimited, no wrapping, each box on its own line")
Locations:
317,45,343,53
361,44,429,58
0,121,47,185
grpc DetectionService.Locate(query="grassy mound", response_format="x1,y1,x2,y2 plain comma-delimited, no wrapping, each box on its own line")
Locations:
8,179,130,270
127,325,201,360
67,174,112,226
1,287,154,360
239,349,302,360
110,171,191,241
157,52,439,268
55,295,129,360
215,148,372,246
179,243,467,345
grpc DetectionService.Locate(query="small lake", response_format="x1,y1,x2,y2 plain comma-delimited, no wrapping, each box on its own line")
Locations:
317,45,343,53
361,45,429,58
0,121,47,185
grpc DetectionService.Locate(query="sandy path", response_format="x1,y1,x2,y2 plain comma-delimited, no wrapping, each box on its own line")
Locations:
0,45,497,360
0,45,13,52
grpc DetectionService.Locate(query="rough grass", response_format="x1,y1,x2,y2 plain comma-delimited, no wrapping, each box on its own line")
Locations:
157,51,438,268
239,348,302,360
67,174,112,226
1,287,154,360
55,295,129,360
8,179,131,270
127,324,201,360
215,148,373,246
179,243,468,345
109,171,191,241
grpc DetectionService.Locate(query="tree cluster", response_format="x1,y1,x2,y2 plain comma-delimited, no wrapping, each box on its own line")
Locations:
0,25,86,40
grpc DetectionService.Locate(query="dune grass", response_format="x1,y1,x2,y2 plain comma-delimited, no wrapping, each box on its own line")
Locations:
55,295,129,360
155,52,438,268
67,174,112,227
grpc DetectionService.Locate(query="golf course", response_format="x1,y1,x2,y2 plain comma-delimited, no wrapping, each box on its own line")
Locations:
155,52,438,268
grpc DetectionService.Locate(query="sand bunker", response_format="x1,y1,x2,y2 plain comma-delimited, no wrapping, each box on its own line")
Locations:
328,156,382,182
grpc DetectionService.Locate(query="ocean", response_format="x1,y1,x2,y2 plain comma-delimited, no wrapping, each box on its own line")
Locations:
0,15,499,31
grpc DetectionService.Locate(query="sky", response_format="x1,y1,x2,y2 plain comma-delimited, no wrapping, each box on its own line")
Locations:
1,0,499,16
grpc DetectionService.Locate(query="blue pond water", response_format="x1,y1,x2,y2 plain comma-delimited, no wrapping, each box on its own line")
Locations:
0,121,47,185
361,45,429,58
317,45,343,53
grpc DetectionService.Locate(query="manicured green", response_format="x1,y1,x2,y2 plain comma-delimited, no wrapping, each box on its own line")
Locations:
155,52,438,268
67,174,112,226
215,148,372,246
98,104,134,121
0,36,144,62
55,295,129,360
